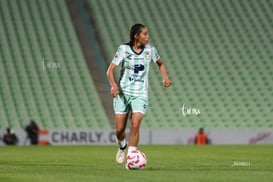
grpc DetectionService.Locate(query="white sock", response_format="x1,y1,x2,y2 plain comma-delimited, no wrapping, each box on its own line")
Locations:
128,146,137,153
117,138,127,149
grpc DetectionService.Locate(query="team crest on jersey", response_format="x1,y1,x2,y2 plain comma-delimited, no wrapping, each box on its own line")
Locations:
145,51,151,60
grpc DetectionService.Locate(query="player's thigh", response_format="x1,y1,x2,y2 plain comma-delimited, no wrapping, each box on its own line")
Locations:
115,113,129,132
130,112,144,130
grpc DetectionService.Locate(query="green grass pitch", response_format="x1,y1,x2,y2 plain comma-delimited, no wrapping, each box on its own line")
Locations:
0,145,272,182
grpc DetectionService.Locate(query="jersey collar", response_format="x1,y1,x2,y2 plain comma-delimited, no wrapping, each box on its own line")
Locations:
130,45,145,55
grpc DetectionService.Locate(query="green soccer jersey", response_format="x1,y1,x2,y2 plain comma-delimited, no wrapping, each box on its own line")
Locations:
112,44,160,97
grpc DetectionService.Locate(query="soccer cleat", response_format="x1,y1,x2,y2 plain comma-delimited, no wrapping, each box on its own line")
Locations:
116,144,127,164
116,149,126,164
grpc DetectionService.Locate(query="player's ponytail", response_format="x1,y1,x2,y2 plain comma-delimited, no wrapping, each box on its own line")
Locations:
127,24,146,46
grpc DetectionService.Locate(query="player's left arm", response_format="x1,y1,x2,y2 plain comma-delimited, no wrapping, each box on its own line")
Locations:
156,59,172,87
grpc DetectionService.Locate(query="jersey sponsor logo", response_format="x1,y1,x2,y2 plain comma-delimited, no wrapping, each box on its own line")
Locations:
128,64,145,82
129,76,144,83
126,54,144,61
135,58,144,61
133,64,144,74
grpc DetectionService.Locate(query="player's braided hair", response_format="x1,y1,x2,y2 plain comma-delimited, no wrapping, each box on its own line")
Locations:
128,24,146,46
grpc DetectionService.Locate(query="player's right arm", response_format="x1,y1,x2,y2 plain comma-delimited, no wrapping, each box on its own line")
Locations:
107,45,125,97
106,63,119,97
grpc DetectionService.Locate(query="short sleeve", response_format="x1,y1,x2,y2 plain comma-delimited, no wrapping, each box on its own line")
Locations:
112,45,125,65
151,46,160,63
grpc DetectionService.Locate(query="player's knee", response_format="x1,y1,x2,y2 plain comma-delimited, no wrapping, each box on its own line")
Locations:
116,127,125,136
130,123,140,133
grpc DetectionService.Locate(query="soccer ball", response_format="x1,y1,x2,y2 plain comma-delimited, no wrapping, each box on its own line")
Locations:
125,150,147,170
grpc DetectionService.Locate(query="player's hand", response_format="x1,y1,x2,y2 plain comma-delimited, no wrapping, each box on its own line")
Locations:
110,84,119,97
163,79,172,87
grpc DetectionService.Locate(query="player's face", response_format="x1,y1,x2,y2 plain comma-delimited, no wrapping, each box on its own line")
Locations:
136,27,149,45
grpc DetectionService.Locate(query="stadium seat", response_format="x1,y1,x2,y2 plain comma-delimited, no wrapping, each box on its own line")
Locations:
0,0,111,129
88,0,273,129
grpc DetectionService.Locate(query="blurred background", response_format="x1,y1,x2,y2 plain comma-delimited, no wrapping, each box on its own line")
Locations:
0,0,272,146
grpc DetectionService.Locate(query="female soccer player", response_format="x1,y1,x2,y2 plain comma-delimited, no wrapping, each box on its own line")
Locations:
106,24,171,164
